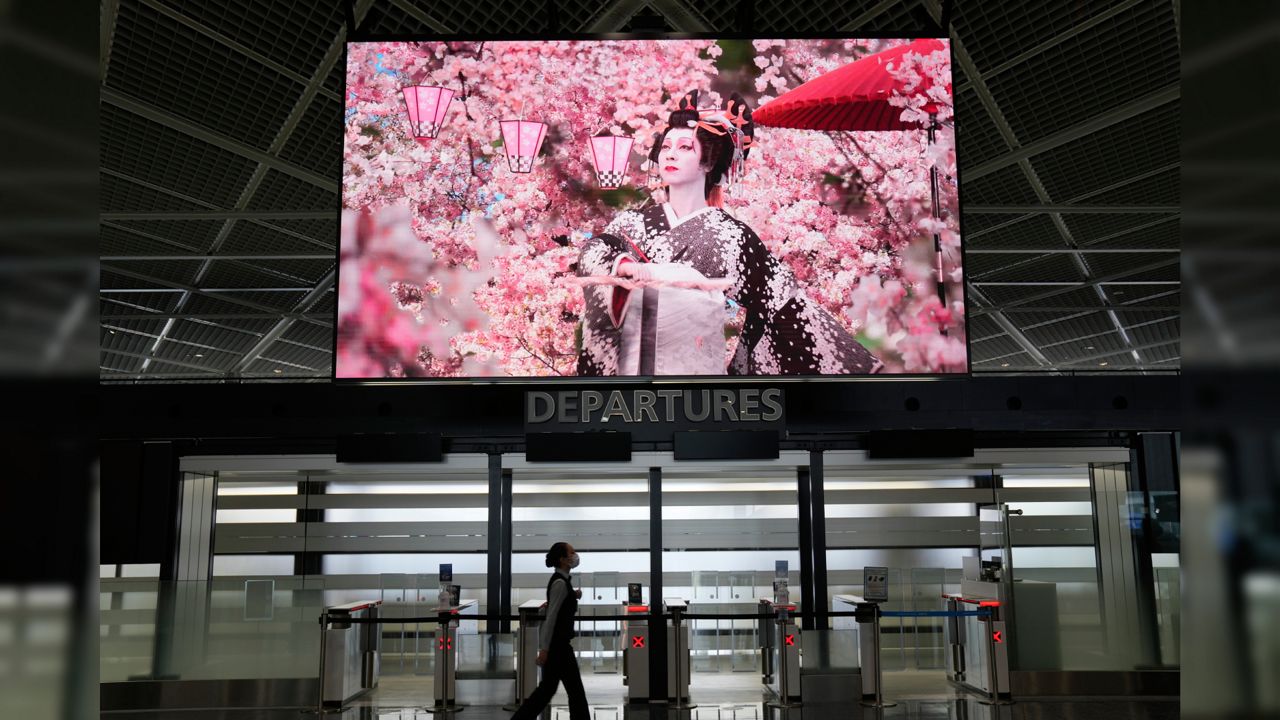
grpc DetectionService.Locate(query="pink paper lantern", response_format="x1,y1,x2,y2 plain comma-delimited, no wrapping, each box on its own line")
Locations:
588,134,634,188
402,86,455,139
499,119,548,173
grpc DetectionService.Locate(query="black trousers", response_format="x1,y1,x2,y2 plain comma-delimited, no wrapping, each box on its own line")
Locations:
510,642,589,720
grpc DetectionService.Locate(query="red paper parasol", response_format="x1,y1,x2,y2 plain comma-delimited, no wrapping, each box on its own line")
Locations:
753,38,948,131
754,38,953,314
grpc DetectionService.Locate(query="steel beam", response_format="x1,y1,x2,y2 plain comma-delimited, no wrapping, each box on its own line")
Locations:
954,0,1146,95
100,87,339,193
232,270,337,373
970,306,1180,315
137,0,342,102
102,348,223,373
967,258,1180,312
966,205,1178,214
100,169,335,250
966,248,1177,254
101,266,299,313
586,0,650,32
101,312,332,323
102,254,334,261
967,285,1054,368
841,0,904,30
102,211,334,221
962,85,1180,183
649,0,710,31
388,0,454,32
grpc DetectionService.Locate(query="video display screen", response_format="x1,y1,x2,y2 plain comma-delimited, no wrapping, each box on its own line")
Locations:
338,38,964,379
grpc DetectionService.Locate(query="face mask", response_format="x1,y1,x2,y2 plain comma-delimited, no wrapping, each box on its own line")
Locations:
567,553,581,569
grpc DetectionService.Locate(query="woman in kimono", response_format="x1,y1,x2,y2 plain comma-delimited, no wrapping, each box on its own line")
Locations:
576,90,882,376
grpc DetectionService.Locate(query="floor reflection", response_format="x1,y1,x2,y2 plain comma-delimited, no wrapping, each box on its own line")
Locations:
332,697,1178,720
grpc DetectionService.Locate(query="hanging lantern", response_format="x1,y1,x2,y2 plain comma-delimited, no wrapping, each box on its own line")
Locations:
588,134,634,189
402,86,455,140
499,119,547,173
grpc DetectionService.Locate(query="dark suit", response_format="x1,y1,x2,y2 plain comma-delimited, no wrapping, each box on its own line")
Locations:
511,571,589,720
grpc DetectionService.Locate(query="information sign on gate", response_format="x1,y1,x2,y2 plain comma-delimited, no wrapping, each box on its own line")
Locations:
863,566,889,603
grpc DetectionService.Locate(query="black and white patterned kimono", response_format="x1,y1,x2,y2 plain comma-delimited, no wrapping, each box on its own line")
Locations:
576,203,882,376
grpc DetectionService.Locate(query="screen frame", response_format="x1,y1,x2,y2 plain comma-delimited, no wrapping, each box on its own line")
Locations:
333,30,971,385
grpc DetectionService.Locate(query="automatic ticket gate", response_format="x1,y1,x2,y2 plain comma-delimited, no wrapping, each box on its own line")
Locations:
622,598,691,703
321,600,383,708
943,592,1010,702
510,599,545,708
430,598,477,712
759,599,801,702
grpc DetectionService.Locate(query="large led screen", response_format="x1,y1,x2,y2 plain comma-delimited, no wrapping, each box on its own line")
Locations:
338,38,965,379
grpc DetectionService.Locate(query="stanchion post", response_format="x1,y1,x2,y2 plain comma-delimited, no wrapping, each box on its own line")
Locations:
316,612,327,714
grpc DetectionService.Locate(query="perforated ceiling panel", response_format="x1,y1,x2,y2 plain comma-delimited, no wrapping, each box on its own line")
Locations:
99,0,1181,381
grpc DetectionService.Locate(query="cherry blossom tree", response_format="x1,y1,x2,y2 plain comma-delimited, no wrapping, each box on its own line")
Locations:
338,38,965,378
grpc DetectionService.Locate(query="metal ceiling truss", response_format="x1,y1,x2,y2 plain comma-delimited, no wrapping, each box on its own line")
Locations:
99,0,1181,381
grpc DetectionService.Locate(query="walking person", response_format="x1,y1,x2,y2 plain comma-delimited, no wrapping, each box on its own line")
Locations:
511,542,590,720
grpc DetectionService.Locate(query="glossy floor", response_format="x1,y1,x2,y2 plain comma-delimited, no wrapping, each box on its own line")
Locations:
101,671,1179,720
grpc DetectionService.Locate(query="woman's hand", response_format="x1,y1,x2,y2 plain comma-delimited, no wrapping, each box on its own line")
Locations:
620,262,708,284
575,588,583,599
616,259,643,279
536,649,548,666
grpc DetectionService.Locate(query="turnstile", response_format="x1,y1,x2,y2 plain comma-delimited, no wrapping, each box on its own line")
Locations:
759,599,801,702
509,599,545,709
832,593,888,704
322,600,382,708
943,591,1010,702
622,598,691,703
429,598,477,712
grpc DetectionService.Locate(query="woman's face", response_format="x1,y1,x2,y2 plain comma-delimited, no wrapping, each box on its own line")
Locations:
658,128,706,186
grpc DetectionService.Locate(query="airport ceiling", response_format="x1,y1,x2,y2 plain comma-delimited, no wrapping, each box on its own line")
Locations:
97,0,1181,382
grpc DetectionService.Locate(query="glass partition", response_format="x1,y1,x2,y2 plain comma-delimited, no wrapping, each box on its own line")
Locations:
999,467,1102,671
511,468,650,681
662,460,801,679
102,449,1172,707
139,456,494,690
824,468,983,672
100,578,324,683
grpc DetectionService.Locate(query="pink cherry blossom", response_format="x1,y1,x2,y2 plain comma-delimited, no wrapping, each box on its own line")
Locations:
339,39,965,377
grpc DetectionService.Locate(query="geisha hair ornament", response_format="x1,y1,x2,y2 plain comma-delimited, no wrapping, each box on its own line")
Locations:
645,90,755,201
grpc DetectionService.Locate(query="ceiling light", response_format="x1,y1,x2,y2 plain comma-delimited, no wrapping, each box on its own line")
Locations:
1099,361,1108,367
273,368,282,374
194,353,204,358
1001,363,1009,367
109,330,116,334
1085,345,1094,350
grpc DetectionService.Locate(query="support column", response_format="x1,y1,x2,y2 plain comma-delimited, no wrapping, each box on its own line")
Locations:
1089,461,1158,669
486,454,502,633
648,465,667,702
810,450,829,628
797,467,814,630
294,478,324,577
155,464,217,679
500,468,513,634
1131,432,1180,665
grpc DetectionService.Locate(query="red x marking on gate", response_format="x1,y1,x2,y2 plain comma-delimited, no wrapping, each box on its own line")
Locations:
784,634,795,646
992,631,1003,644
631,635,645,649
438,637,453,651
